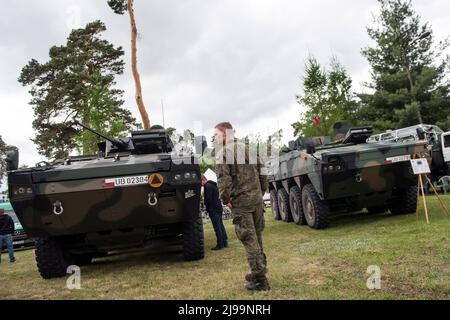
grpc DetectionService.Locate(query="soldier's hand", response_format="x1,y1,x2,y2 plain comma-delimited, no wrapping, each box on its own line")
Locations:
226,203,233,209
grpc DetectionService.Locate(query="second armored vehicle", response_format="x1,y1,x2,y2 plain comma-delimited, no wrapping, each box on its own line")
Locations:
6,124,205,278
267,125,429,229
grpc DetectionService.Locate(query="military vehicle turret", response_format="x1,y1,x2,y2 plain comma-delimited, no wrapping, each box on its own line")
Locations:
5,123,206,278
267,124,429,229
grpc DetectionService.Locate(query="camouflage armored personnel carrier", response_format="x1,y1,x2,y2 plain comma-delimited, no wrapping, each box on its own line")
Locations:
5,124,205,278
267,124,429,229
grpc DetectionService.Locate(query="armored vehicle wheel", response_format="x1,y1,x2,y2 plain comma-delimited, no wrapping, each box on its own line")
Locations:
302,184,330,229
270,189,281,220
289,186,306,225
35,237,70,279
277,188,292,222
367,206,388,214
389,186,417,215
182,217,205,261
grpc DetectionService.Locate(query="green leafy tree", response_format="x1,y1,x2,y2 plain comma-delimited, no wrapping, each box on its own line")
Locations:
19,20,136,159
107,0,151,129
266,129,283,157
199,157,214,174
292,56,358,137
358,0,450,131
0,136,17,188
165,127,177,136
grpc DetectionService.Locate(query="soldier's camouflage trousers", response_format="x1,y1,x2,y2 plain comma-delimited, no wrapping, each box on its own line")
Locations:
232,204,267,278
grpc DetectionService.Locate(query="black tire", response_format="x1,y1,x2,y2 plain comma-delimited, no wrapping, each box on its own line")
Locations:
270,189,281,220
289,186,307,225
35,237,70,279
389,186,417,215
277,188,292,222
301,184,330,229
182,217,205,261
367,206,388,214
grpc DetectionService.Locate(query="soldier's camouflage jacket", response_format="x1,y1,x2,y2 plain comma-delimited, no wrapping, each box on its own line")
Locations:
215,139,268,210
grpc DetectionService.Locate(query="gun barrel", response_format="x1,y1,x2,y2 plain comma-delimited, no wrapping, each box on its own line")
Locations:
75,122,127,149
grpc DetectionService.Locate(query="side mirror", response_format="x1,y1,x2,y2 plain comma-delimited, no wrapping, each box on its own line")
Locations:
306,144,316,155
195,136,207,155
5,150,19,171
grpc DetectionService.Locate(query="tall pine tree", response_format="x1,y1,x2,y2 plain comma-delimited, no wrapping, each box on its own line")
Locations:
19,20,136,160
359,0,450,132
107,0,151,129
0,136,16,188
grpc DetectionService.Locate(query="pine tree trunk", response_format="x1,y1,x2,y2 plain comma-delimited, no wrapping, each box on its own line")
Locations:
128,0,150,129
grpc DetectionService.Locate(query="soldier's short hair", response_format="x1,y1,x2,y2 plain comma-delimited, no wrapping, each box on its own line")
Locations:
215,122,233,132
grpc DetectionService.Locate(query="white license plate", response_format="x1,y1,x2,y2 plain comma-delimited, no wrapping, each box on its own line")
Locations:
386,155,411,164
13,240,25,245
104,175,149,188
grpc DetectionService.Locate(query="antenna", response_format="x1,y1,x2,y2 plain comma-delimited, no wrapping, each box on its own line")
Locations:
161,98,166,128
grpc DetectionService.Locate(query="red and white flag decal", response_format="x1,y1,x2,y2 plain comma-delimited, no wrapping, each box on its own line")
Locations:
104,179,115,188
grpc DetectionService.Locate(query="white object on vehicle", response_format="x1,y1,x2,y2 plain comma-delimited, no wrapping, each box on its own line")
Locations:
366,124,443,144
442,132,450,163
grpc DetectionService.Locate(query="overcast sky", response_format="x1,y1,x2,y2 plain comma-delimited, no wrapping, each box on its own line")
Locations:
1,0,449,174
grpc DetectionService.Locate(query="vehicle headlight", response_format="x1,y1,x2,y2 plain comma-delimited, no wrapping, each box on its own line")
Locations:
323,164,344,173
172,171,199,182
12,186,33,198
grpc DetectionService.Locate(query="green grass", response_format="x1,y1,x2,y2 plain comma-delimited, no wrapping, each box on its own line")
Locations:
1,195,450,300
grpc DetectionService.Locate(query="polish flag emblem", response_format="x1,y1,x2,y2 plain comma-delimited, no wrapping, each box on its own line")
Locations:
104,179,115,188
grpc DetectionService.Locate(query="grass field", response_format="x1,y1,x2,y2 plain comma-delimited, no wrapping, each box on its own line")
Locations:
1,195,450,300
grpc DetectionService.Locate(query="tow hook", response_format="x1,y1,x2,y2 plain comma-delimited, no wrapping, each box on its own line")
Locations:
148,192,158,206
53,200,64,215
355,173,363,183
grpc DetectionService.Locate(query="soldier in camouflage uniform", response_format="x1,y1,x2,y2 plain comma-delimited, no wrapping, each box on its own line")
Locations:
214,122,270,291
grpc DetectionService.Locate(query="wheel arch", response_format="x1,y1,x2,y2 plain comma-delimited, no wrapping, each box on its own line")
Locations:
270,175,312,193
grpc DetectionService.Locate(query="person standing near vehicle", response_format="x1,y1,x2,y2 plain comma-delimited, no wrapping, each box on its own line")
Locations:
214,122,270,291
201,175,228,250
0,207,16,264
